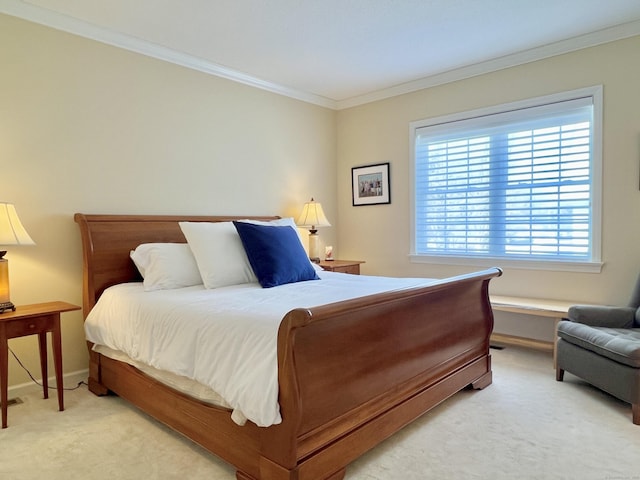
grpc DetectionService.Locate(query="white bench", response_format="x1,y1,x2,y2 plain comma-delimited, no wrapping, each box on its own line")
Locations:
489,295,579,366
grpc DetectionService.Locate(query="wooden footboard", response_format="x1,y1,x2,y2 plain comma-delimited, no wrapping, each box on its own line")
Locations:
263,267,500,479
75,213,501,480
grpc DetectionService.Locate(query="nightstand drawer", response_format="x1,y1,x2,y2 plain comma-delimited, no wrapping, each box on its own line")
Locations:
4,315,54,338
318,260,365,275
335,264,361,274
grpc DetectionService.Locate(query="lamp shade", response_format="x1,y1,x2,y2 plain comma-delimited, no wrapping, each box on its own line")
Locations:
0,203,35,246
296,198,331,230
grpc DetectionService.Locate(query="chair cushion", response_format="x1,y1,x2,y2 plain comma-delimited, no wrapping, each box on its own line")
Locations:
557,321,640,368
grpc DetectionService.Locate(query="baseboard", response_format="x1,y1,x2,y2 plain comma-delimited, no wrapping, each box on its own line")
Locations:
490,333,553,353
7,369,89,400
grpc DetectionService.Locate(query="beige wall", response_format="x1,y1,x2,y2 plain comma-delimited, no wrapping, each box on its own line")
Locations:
3,12,639,389
1,14,336,389
337,36,640,339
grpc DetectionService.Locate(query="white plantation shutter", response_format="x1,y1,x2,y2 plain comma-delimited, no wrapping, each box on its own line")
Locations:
411,89,601,268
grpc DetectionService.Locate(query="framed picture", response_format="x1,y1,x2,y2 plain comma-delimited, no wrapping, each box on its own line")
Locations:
352,162,391,206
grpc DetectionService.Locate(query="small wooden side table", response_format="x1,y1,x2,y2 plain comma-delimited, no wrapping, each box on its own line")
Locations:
0,301,81,428
318,260,365,275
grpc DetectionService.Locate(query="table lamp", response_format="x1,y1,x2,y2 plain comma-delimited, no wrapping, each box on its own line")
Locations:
0,203,35,314
296,198,331,263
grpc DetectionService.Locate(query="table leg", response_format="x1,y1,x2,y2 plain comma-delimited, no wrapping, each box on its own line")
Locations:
38,331,48,399
1,329,8,428
51,315,64,411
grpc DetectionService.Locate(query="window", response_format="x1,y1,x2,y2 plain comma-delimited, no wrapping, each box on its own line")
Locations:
410,87,602,272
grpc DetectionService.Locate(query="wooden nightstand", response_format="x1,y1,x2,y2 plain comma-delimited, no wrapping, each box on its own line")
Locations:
318,260,365,275
0,301,81,428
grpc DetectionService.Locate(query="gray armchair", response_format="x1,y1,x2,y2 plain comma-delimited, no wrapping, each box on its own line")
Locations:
556,275,640,425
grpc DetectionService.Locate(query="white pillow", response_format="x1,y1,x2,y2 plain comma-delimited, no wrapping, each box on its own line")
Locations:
130,243,202,291
179,221,258,289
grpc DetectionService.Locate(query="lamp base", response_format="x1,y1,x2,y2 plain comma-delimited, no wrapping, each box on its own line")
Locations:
0,301,15,314
308,231,321,264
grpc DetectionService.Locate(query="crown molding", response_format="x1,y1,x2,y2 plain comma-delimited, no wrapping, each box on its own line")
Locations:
0,0,338,109
335,19,640,110
2,0,639,111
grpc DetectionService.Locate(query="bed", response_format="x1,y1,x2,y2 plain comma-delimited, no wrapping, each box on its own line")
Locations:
75,213,502,480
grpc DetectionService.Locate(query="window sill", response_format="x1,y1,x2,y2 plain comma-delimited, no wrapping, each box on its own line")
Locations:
408,254,603,273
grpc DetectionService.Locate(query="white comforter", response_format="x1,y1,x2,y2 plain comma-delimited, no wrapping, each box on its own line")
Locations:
85,271,434,427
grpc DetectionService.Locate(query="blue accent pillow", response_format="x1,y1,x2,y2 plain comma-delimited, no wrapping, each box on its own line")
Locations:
232,221,320,288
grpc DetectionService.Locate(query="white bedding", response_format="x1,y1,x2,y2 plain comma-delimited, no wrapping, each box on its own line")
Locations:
85,271,435,427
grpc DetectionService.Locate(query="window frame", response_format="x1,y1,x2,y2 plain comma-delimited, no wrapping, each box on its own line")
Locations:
409,86,603,273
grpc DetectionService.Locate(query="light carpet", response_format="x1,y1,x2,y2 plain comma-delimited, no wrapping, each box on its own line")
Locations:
1,346,639,480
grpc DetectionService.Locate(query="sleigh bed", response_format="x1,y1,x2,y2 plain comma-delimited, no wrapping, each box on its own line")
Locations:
75,213,502,480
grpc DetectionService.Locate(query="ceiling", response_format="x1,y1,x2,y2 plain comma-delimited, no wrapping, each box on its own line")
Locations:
3,0,640,109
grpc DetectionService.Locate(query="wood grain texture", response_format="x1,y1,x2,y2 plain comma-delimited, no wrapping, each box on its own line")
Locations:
74,213,502,480
0,302,80,428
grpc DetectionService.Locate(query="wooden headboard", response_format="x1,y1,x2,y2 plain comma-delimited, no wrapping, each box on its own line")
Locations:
74,214,279,316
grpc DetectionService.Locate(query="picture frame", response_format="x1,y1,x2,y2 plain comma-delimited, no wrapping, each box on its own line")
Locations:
352,162,391,206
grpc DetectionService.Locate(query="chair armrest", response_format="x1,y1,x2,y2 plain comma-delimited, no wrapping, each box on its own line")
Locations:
567,305,636,328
